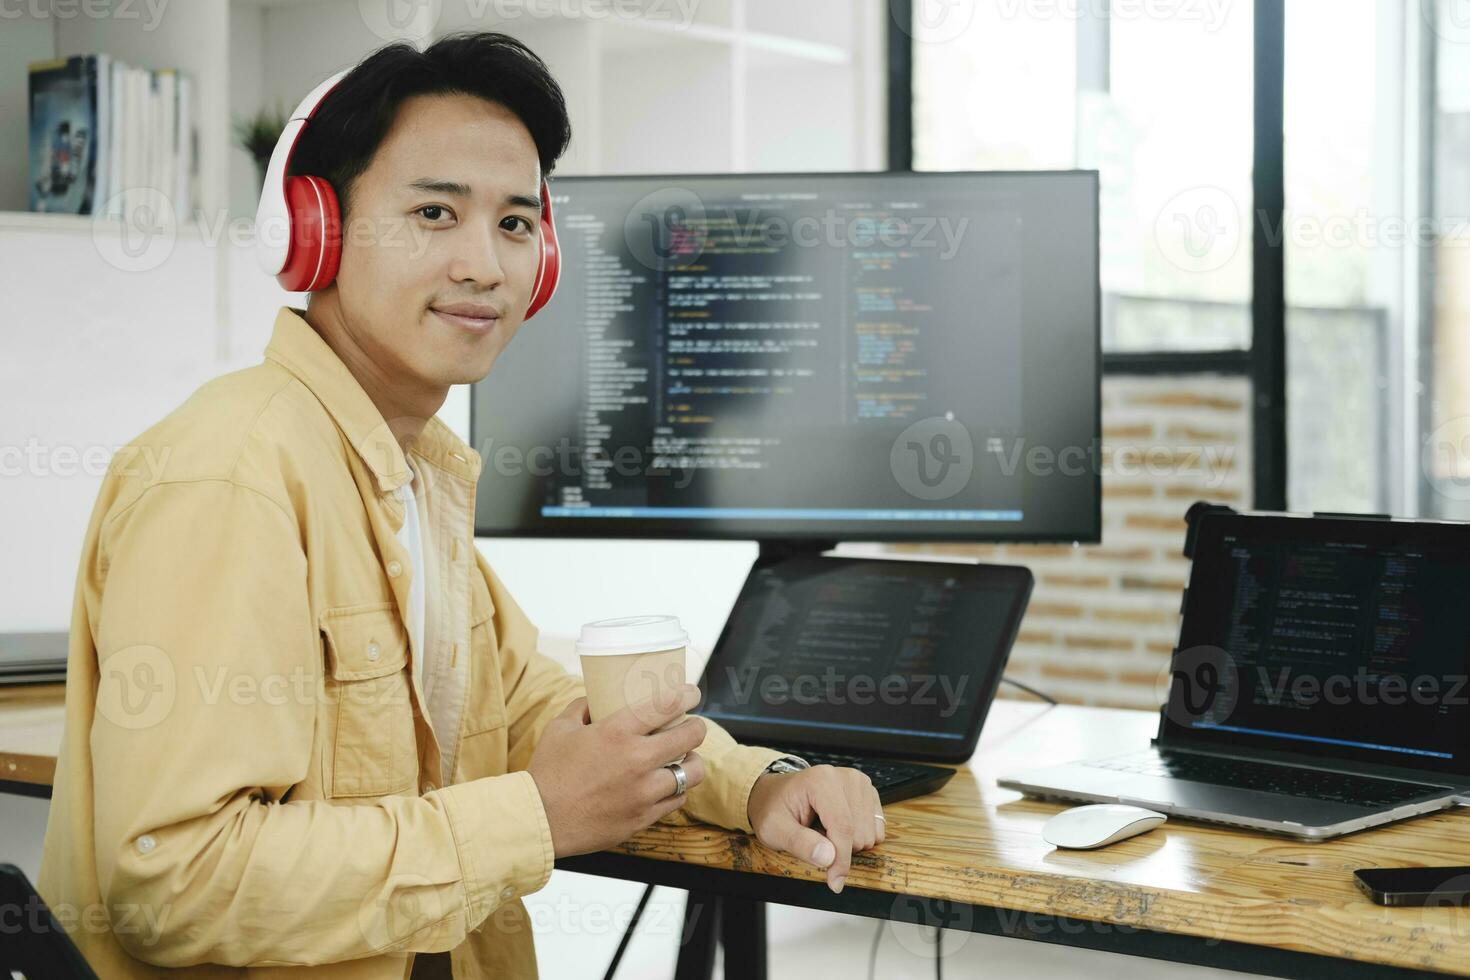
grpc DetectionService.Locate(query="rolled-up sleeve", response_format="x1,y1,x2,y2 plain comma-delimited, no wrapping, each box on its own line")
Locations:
90,479,552,967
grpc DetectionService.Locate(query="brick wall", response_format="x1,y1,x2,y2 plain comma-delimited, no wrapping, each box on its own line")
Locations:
888,374,1253,709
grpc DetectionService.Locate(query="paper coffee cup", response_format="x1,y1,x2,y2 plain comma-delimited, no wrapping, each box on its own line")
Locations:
577,615,689,741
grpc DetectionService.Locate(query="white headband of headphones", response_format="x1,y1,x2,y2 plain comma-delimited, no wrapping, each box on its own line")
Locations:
254,69,350,276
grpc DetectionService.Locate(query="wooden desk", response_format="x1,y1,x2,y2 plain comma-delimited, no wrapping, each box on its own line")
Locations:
0,683,63,798
7,689,1470,976
560,700,1470,979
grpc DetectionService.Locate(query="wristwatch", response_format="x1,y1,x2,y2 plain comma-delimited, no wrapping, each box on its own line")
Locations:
762,755,810,775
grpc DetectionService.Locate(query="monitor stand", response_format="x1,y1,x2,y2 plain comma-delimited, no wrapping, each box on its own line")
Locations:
755,538,838,567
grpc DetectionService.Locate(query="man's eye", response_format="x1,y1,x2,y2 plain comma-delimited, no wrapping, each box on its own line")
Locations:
502,215,534,234
417,205,450,222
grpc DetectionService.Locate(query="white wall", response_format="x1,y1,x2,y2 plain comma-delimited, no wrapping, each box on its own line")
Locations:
0,227,222,630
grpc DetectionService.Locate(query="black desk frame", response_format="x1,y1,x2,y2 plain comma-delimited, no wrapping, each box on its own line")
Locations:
1,779,52,800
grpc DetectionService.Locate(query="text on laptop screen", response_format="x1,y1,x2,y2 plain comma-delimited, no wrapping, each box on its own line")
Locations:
699,556,1028,746
1164,514,1470,776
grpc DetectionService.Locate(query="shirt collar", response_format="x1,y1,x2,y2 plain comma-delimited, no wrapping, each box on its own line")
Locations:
263,307,482,492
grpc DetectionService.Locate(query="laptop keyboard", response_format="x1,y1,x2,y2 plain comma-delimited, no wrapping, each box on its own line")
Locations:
784,749,944,793
1088,752,1448,808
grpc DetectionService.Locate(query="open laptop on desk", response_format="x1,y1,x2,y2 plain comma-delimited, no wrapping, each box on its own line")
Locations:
1000,507,1470,839
0,632,68,685
697,554,1034,804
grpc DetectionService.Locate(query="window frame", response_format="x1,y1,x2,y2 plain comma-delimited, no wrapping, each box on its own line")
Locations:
888,0,1288,510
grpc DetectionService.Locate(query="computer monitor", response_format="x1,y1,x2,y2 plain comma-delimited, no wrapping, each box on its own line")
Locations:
470,170,1100,543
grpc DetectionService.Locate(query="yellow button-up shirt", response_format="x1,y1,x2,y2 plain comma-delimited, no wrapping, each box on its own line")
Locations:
38,307,784,977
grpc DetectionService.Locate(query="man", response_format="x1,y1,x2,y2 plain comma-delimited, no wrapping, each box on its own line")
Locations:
38,32,883,978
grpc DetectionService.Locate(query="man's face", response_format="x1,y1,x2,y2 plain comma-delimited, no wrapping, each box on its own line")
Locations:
331,93,544,388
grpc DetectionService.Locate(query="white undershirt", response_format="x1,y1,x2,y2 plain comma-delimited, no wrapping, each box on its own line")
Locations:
397,460,427,696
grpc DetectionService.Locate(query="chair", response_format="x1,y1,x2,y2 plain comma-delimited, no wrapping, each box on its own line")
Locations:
0,863,98,979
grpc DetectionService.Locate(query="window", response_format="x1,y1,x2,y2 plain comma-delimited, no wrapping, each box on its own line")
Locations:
906,1,1454,518
1282,0,1396,513
912,1,1255,352
1426,0,1470,519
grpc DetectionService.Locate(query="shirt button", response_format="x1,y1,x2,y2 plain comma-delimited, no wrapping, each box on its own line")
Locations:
135,834,157,855
366,642,381,661
500,886,515,900
387,560,403,578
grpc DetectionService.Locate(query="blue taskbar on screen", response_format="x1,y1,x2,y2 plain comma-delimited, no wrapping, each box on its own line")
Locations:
1192,722,1455,760
701,711,968,739
541,507,1026,521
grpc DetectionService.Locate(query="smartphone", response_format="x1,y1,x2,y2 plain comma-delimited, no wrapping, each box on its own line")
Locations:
1354,867,1470,907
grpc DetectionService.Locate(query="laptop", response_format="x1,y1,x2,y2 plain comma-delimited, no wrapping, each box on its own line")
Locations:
0,631,68,685
697,553,1034,804
1000,506,1470,840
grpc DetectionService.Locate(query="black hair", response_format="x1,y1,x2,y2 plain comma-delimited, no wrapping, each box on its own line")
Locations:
288,31,571,216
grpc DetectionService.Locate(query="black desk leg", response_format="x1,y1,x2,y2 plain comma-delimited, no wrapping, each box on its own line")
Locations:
675,892,719,980
674,892,767,980
720,896,767,980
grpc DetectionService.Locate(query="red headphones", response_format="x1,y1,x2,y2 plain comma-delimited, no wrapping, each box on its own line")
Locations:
254,69,562,318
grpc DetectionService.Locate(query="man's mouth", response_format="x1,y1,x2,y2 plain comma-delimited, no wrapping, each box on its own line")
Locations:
430,302,502,333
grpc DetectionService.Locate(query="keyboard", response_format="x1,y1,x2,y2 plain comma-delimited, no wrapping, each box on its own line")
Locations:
781,748,955,805
1088,752,1449,808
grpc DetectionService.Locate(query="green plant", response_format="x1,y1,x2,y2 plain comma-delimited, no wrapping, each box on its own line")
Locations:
234,105,290,186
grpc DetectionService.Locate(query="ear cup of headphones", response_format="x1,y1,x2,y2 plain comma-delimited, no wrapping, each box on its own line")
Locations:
525,180,560,320
278,174,342,293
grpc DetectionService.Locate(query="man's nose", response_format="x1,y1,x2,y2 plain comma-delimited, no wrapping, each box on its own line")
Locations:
447,220,507,287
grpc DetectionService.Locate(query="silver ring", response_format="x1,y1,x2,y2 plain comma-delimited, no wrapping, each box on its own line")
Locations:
666,762,687,797
874,813,886,823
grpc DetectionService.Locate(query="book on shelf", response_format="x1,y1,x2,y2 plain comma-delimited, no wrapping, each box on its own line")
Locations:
28,54,196,219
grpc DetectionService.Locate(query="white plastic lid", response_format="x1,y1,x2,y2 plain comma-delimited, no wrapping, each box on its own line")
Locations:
575,615,688,656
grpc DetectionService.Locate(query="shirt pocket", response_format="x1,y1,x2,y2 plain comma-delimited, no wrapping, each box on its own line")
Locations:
462,574,507,737
320,602,418,798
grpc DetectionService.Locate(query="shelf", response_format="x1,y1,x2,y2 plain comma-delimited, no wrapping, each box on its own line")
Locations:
0,211,119,232
0,210,202,237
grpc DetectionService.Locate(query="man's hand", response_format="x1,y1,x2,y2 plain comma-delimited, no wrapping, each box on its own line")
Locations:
527,684,707,858
746,765,884,893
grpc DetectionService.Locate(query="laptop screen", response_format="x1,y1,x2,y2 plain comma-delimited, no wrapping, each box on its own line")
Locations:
1162,511,1470,779
698,555,1033,760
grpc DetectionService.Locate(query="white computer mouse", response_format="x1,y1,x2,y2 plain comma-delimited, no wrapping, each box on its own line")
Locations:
1042,804,1167,849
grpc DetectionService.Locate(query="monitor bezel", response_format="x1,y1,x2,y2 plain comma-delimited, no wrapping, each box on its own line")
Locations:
469,168,1102,544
